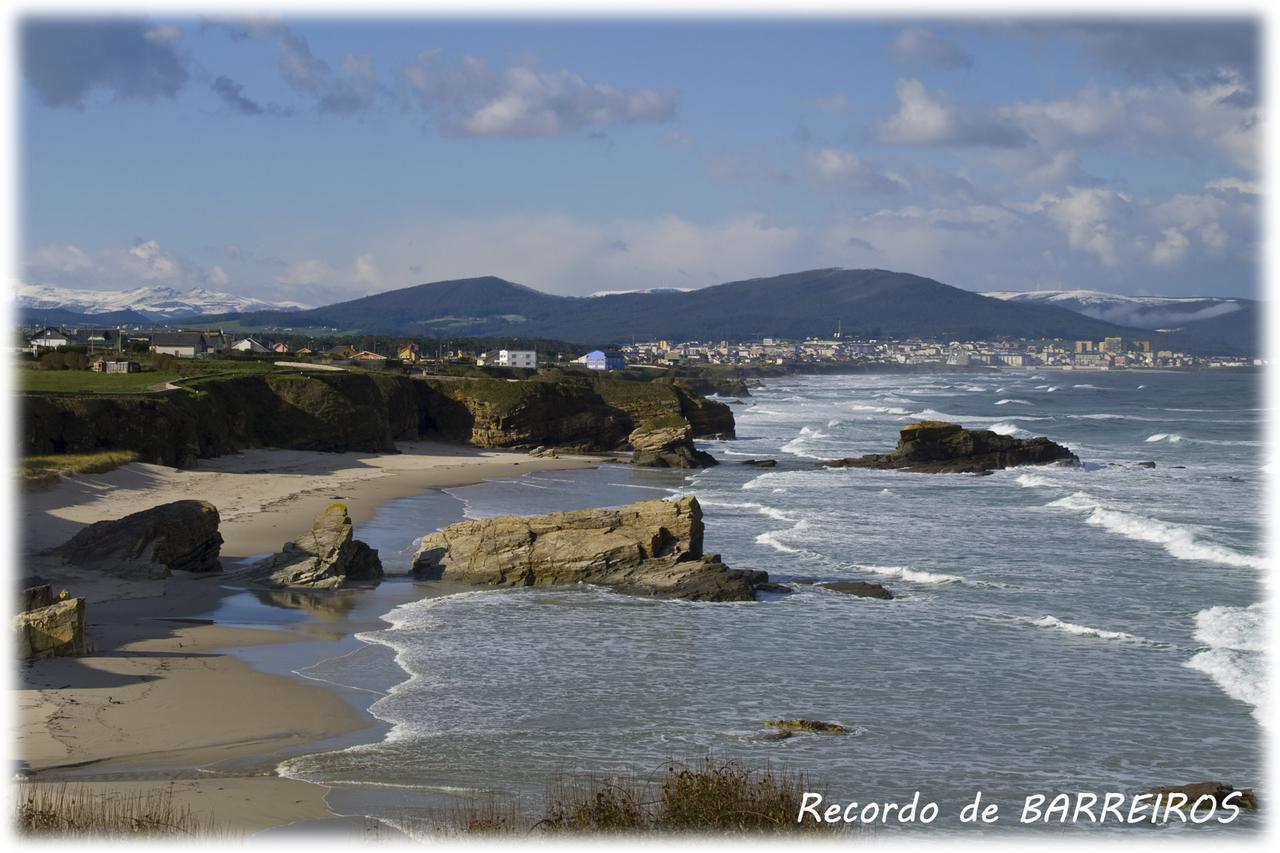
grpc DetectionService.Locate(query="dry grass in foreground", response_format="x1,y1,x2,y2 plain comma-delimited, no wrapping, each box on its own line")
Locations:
15,783,229,839
19,450,139,490
420,756,839,836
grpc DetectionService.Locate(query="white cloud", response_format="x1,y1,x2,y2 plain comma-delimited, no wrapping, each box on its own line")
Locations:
400,51,675,136
876,79,1027,147
889,29,973,69
802,148,909,194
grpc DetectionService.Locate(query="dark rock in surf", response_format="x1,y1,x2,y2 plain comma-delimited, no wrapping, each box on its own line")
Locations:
824,421,1077,474
819,580,894,600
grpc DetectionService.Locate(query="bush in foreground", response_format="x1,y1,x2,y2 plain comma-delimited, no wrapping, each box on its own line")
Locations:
16,783,226,838
420,756,836,836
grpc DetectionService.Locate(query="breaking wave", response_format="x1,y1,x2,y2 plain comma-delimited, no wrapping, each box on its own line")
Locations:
1046,492,1267,570
1026,615,1162,646
995,398,1032,406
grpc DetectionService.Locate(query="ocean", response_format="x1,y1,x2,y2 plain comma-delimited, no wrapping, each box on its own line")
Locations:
276,369,1266,835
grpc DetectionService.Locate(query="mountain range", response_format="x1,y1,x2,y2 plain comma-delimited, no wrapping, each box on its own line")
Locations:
196,268,1252,355
16,284,308,322
17,269,1258,356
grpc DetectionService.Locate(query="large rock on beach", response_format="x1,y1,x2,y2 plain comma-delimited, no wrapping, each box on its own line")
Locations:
825,421,1077,474
47,500,223,579
249,503,383,590
411,496,774,601
15,598,88,660
629,415,718,468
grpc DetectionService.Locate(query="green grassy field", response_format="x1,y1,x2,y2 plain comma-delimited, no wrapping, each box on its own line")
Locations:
20,450,140,489
16,370,178,394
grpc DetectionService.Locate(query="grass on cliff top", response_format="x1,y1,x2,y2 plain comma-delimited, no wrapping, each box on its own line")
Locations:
414,756,834,836
16,783,229,839
20,450,140,490
16,368,179,395
635,412,689,433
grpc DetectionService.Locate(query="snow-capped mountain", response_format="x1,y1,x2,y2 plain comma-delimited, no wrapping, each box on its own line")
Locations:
15,284,310,320
982,289,1250,331
588,287,693,297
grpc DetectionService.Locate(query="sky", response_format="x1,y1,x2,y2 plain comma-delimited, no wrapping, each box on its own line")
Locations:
16,14,1264,307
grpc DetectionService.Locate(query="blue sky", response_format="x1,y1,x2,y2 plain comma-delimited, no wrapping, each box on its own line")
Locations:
18,16,1262,306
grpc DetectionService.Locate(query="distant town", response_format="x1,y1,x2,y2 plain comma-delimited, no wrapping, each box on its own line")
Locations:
15,323,1262,374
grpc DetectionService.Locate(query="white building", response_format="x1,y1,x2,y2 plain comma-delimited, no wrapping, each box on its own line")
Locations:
477,349,537,368
27,326,70,351
232,337,271,353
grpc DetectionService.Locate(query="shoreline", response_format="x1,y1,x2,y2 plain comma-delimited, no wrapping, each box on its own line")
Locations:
16,441,608,836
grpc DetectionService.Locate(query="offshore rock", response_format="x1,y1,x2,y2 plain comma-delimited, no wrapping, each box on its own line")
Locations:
15,598,88,660
412,496,773,601
629,415,718,468
48,500,223,579
249,503,383,590
825,421,1077,474
819,580,894,600
764,719,849,735
1143,782,1257,811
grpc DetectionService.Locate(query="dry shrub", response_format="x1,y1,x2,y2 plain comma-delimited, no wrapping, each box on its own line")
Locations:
15,783,226,839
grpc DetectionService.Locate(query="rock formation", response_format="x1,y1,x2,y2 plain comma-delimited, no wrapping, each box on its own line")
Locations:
248,503,383,590
629,415,719,468
825,421,1077,474
1143,782,1257,811
765,719,849,734
15,583,88,660
47,500,223,579
818,580,894,600
412,496,779,601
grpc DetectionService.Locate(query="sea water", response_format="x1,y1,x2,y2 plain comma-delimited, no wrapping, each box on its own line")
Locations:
278,369,1266,834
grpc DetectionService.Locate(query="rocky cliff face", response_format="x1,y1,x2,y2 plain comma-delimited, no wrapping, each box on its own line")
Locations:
248,503,383,590
47,500,223,578
411,496,778,601
629,415,718,468
23,370,735,466
826,421,1078,474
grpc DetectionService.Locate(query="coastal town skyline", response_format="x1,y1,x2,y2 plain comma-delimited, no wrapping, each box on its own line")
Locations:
19,15,1261,306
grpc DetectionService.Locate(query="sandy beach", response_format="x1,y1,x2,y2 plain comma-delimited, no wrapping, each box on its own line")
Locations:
15,442,605,836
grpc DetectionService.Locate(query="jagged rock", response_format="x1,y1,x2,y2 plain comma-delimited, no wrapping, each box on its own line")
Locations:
629,415,718,468
739,459,778,467
47,500,223,579
1143,782,1257,811
819,580,894,600
1135,461,1157,469
825,421,1078,474
15,598,88,660
765,719,849,734
249,503,383,590
412,496,775,601
19,583,55,612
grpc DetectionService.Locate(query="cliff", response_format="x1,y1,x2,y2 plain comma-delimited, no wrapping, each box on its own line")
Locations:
23,370,735,467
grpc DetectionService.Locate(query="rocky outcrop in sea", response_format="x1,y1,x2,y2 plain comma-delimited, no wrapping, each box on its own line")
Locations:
825,421,1077,474
412,496,780,601
249,503,383,590
629,415,719,468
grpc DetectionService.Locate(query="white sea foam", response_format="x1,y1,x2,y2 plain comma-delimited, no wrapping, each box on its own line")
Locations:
990,422,1031,437
1046,492,1268,570
755,519,811,554
1015,473,1057,488
1185,650,1267,721
780,426,829,459
1028,615,1158,645
1072,383,1104,390
697,498,796,523
1194,602,1266,652
995,398,1032,406
827,418,843,427
1145,432,1183,443
854,563,967,585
